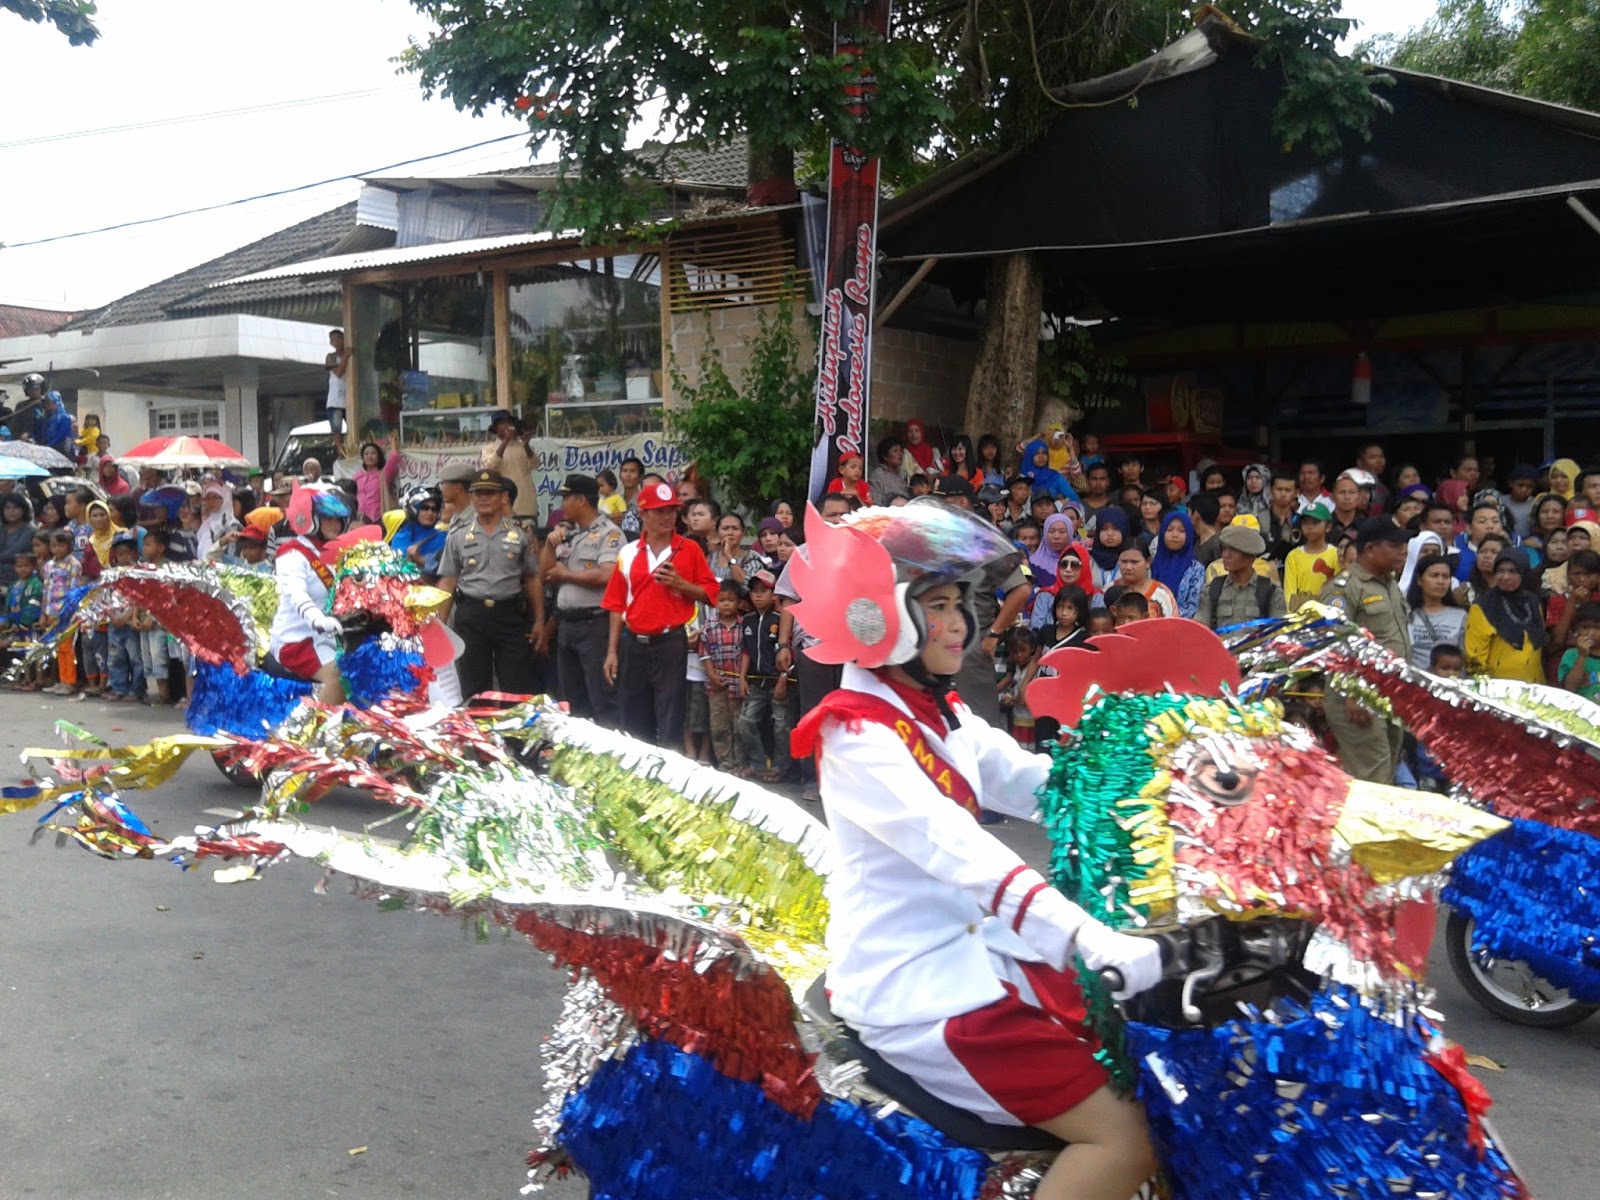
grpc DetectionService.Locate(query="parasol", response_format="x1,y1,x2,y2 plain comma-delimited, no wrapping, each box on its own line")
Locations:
118,435,252,469
0,440,74,468
0,455,51,479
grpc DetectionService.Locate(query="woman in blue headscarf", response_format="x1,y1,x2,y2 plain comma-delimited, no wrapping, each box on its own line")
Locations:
1150,510,1206,618
1020,440,1080,504
1087,504,1132,591
386,485,448,582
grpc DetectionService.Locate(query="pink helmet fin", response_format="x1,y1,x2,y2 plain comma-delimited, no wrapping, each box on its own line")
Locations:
786,503,901,667
286,481,314,536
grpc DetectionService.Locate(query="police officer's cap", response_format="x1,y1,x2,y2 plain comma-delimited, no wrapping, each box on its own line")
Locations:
438,460,478,485
931,474,974,500
559,473,600,500
468,469,509,493
1354,517,1410,550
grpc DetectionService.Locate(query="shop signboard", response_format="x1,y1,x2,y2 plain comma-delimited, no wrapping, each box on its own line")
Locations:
387,433,684,521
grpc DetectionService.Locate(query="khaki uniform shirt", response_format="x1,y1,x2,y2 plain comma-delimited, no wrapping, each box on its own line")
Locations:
440,515,538,601
556,515,623,611
1320,561,1411,658
1198,574,1287,629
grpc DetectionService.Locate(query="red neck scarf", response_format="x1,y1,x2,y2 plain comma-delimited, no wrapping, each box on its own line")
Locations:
791,679,980,817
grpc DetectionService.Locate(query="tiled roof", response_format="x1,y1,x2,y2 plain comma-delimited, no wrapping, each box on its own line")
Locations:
64,202,362,331
493,137,748,190
0,304,83,338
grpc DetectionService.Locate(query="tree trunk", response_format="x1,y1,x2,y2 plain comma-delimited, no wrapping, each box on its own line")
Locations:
964,253,1043,452
746,140,797,208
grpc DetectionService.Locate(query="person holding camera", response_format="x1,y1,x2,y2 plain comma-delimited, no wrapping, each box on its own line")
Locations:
541,472,623,725
601,480,719,747
436,470,544,701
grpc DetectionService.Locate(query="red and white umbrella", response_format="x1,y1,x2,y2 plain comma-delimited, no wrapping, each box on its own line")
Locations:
117,435,252,469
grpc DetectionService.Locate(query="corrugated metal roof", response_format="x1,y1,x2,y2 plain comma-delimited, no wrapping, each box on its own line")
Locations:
215,228,579,286
65,202,359,330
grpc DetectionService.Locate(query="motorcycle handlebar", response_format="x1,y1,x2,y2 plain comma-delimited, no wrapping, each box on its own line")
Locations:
1096,930,1181,996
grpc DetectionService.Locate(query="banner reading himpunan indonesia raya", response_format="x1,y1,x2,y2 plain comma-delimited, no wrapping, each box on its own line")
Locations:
808,0,893,502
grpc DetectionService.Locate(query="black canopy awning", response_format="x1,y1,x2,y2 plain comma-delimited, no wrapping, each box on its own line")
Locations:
880,20,1600,322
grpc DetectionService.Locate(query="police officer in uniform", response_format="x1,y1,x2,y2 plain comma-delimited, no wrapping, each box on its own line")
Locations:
1319,518,1412,784
437,470,545,700
438,460,478,532
541,473,622,725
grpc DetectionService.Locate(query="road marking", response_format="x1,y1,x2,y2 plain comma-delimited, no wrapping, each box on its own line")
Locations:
203,807,245,820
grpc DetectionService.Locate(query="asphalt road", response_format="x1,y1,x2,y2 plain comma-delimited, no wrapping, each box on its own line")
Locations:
1,696,1595,1199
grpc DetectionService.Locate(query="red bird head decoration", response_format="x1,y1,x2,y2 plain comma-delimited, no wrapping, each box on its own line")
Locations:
1027,619,1241,729
785,503,904,668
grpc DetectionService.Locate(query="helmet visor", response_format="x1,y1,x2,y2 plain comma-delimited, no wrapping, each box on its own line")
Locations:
847,497,1020,594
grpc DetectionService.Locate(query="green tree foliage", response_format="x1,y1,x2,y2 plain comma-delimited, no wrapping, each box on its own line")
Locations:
665,293,818,515
402,0,1385,239
1361,1,1600,112
3,0,97,44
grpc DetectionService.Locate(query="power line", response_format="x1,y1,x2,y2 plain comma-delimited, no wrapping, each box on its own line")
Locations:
1,132,533,250
0,85,415,151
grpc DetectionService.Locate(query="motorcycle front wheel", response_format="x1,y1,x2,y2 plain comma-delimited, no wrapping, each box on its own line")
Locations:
211,750,261,789
1446,911,1598,1029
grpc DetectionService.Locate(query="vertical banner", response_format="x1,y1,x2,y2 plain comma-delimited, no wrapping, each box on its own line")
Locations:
808,0,893,502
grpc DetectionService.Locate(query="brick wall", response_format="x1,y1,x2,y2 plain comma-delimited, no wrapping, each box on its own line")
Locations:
666,303,975,433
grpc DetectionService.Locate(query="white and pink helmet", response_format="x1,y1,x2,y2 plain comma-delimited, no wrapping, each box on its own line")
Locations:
787,498,1019,668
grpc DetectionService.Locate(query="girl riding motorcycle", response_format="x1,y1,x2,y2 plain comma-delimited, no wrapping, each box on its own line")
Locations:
786,498,1164,1200
267,486,350,705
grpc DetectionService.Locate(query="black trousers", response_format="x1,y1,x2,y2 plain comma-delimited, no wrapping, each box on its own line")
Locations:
454,596,536,701
556,612,618,726
619,627,687,748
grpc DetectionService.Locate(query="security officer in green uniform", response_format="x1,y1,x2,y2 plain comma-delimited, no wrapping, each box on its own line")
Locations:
540,473,623,725
437,470,545,700
1319,518,1412,784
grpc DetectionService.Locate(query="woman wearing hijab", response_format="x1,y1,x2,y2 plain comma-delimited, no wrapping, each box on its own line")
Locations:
1546,458,1582,502
1019,439,1080,503
1028,543,1098,630
78,499,128,697
1238,464,1272,519
96,456,131,497
1435,479,1470,537
195,481,242,560
1028,513,1076,588
1088,504,1132,591
1150,511,1206,618
898,419,944,479
386,486,448,582
0,492,35,588
1466,547,1546,682
1398,529,1445,593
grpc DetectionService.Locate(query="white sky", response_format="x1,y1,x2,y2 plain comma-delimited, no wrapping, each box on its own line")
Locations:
0,0,1441,313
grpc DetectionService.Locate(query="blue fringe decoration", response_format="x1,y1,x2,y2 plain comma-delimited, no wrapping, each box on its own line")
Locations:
186,661,310,738
1443,820,1600,1002
338,638,426,708
559,1039,989,1200
1124,985,1523,1200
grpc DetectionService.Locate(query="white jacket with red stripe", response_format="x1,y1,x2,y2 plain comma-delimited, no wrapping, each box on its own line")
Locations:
268,536,334,659
817,663,1100,1028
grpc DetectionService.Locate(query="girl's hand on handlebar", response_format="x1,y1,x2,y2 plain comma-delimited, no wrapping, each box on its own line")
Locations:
1075,923,1164,1001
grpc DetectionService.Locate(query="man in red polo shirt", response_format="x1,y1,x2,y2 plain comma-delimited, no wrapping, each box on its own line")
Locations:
602,480,719,746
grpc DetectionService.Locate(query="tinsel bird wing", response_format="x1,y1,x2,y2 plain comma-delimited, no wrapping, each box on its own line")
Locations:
1028,619,1241,729
784,504,901,668
98,564,259,673
1327,638,1600,834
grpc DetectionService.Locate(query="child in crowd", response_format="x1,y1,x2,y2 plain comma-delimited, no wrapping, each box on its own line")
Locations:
699,585,746,773
41,530,82,696
1,552,43,688
104,533,146,702
739,570,791,782
1559,604,1600,703
997,626,1040,750
234,526,271,570
1087,607,1118,637
137,529,176,704
1112,590,1150,625
1282,501,1339,609
684,606,711,764
909,474,931,498
1405,644,1464,791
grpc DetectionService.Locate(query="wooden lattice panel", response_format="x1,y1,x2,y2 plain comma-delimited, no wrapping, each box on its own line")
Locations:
664,226,807,313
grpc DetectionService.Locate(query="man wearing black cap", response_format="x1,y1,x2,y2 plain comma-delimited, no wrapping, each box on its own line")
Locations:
480,410,538,521
437,470,544,700
541,473,623,724
1319,518,1412,783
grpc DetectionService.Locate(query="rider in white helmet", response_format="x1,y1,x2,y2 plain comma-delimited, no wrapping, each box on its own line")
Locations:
788,497,1162,1200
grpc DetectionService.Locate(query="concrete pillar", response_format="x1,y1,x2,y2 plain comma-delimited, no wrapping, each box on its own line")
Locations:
223,365,261,465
